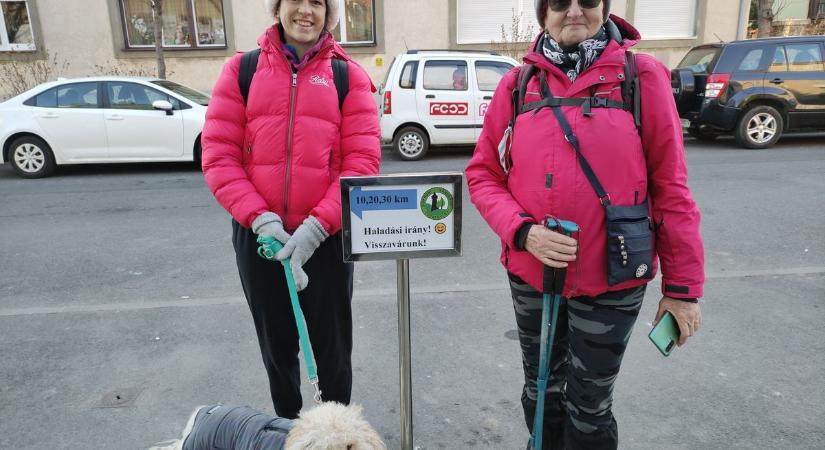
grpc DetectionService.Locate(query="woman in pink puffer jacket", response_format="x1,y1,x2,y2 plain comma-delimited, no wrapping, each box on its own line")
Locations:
201,0,380,419
466,1,704,448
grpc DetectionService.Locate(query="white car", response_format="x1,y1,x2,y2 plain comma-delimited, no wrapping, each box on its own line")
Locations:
0,76,209,178
379,50,518,160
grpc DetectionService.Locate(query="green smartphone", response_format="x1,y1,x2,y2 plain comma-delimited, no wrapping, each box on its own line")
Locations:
648,311,680,356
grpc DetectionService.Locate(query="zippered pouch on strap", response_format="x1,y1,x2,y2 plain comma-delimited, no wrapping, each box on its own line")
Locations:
604,200,654,286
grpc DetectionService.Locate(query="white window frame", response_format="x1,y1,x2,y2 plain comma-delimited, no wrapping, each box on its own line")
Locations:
335,0,376,45
633,0,698,40
120,0,227,50
0,0,36,52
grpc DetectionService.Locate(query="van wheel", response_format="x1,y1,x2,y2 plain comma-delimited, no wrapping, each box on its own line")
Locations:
9,136,56,178
394,127,429,161
735,105,783,149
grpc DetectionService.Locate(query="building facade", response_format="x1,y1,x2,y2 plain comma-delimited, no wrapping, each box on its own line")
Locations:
1,0,746,100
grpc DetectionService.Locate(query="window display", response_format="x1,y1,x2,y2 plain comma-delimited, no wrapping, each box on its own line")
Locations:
331,0,374,45
120,0,225,49
0,0,35,51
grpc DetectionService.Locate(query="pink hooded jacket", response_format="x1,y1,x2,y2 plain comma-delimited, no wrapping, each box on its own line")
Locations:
465,16,704,299
202,25,380,234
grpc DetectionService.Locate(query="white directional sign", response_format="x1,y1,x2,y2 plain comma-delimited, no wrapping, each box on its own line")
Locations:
340,173,462,261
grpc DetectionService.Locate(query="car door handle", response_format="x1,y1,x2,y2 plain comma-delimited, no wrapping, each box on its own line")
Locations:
425,94,435,99
483,96,493,100
105,114,124,120
770,78,784,84
38,112,58,118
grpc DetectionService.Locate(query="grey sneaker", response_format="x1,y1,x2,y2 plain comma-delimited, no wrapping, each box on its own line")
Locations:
147,405,209,450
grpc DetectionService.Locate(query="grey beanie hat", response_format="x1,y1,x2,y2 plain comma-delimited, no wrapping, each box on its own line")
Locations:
265,0,340,31
535,0,611,25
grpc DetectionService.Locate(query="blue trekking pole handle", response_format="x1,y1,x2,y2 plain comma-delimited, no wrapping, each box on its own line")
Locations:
257,235,322,402
531,218,579,450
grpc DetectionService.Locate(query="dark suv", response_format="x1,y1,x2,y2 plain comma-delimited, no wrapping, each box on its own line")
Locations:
671,36,825,149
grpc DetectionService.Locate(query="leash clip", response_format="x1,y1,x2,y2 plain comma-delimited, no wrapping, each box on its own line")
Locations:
310,379,323,404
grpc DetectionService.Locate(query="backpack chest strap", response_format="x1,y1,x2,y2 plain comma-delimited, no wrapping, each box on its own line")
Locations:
522,96,629,117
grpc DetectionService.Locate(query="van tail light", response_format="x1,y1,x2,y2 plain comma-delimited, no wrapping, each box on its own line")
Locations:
383,90,392,115
704,73,730,99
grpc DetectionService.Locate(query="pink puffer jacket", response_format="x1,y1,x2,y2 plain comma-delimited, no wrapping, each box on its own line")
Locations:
202,25,380,234
466,16,704,299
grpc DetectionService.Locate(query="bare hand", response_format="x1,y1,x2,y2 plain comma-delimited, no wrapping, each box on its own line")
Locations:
654,296,702,346
524,225,578,268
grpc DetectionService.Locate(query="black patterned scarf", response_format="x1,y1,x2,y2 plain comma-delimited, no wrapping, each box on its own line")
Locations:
541,27,609,82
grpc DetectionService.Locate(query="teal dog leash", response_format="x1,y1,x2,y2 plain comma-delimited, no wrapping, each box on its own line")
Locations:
257,235,322,404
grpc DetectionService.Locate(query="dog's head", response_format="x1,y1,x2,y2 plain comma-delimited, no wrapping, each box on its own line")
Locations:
284,402,386,450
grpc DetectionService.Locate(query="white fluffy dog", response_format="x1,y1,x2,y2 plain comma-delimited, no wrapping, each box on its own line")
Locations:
285,403,385,450
149,402,385,450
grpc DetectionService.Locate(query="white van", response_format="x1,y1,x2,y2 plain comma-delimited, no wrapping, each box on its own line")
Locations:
379,50,519,160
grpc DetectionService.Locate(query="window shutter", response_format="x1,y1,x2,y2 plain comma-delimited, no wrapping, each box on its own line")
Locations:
634,0,697,39
457,0,524,44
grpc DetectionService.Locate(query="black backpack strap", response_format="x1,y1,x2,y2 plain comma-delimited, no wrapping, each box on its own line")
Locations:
509,64,538,127
239,48,261,107
522,96,628,116
623,50,641,129
331,57,349,110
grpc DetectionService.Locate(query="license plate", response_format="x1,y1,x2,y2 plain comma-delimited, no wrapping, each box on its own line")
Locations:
680,119,691,128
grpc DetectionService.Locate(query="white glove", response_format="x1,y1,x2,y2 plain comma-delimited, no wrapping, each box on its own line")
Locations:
251,212,291,244
275,216,328,291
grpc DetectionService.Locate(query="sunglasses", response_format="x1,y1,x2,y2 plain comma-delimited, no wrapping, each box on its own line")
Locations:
548,0,602,12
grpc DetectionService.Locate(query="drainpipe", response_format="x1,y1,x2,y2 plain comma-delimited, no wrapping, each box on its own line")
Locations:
736,0,750,40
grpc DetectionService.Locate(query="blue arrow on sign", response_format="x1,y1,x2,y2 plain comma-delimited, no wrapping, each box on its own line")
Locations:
350,186,418,219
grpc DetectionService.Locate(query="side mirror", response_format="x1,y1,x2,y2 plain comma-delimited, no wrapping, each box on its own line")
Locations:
152,100,174,115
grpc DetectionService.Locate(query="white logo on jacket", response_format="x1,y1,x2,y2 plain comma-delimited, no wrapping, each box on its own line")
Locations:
310,75,330,87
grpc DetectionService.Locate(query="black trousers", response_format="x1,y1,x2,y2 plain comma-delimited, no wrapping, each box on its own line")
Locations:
232,220,353,418
509,273,644,450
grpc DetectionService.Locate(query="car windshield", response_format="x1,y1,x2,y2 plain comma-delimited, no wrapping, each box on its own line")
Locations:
677,47,720,74
150,80,210,106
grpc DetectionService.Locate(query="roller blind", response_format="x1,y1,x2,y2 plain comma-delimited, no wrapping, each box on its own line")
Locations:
634,0,697,39
457,0,534,44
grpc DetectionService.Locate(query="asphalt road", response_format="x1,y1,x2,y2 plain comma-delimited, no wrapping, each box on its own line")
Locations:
1,135,824,450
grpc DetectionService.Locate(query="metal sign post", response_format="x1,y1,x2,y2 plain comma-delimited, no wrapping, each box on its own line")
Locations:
397,258,413,449
341,173,463,450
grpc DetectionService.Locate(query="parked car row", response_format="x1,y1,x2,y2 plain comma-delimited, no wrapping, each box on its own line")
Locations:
2,37,823,178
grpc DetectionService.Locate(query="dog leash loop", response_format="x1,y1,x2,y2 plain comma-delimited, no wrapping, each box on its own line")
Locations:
257,235,323,404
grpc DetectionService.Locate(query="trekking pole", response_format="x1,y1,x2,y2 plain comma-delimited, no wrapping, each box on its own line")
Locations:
257,235,323,404
529,218,579,450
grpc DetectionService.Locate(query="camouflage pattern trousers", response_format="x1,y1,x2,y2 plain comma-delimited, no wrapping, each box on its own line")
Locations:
508,273,645,450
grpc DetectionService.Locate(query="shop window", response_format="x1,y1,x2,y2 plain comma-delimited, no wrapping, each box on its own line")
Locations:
331,0,375,45
120,0,226,49
0,0,35,51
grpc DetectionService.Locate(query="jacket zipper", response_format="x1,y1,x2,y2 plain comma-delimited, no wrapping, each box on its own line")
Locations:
284,70,298,220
